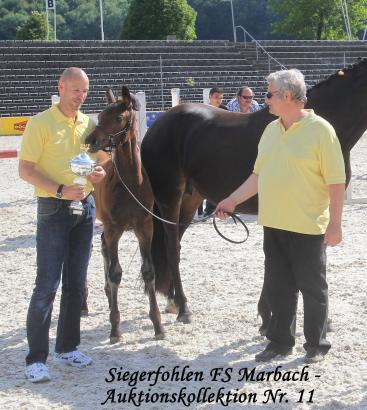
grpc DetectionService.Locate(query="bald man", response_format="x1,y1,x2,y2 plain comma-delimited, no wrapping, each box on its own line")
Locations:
19,67,105,382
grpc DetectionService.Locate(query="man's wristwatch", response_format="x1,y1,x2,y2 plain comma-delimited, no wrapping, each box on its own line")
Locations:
55,184,64,199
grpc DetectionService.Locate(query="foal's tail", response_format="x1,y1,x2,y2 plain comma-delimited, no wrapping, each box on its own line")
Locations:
151,204,171,295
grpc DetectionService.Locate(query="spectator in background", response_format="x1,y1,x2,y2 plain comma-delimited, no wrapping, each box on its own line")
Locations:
227,86,262,113
208,87,228,110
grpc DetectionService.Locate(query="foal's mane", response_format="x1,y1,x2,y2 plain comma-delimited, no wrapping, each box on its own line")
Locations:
307,57,367,97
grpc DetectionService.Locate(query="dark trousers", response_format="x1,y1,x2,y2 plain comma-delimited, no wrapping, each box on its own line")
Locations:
263,227,330,354
26,195,95,365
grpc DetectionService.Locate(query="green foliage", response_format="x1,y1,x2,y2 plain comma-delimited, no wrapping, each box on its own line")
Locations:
186,76,195,86
0,0,131,40
188,0,276,41
120,0,197,40
16,11,47,40
56,0,131,40
269,0,367,40
0,0,39,39
2,0,366,41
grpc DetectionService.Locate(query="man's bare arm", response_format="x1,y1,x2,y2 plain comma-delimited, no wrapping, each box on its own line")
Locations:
324,183,345,246
216,173,258,218
19,159,84,200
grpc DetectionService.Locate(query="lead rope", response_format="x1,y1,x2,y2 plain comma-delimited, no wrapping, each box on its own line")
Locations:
111,152,249,243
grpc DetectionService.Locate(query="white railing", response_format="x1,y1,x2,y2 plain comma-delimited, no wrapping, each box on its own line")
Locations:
235,25,287,72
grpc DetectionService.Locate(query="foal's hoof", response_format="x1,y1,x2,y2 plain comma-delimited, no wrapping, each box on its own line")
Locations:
176,313,192,324
110,335,122,344
81,309,89,317
155,332,166,340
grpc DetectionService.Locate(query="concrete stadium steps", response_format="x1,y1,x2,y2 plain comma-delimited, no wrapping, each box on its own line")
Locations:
0,70,265,85
0,46,238,55
2,40,367,116
253,50,367,58
0,60,251,70
0,64,252,74
1,39,233,47
0,51,246,62
0,79,267,115
257,40,365,46
242,40,367,74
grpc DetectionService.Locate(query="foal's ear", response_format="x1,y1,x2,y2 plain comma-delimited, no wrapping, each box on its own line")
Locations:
121,86,132,106
121,86,140,111
106,89,116,104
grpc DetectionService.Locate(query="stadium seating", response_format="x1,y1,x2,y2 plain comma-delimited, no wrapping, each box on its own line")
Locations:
1,39,367,116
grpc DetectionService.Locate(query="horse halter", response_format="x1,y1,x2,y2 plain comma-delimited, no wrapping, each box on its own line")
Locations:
95,109,134,153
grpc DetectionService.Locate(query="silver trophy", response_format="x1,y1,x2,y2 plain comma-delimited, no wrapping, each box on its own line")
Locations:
69,153,96,215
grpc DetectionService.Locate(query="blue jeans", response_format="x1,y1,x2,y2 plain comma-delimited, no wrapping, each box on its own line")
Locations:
26,195,95,365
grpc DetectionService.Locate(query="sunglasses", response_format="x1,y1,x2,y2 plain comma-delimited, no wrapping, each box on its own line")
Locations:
240,95,253,100
266,91,279,99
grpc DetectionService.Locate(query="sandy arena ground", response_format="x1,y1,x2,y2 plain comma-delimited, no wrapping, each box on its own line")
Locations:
0,134,366,410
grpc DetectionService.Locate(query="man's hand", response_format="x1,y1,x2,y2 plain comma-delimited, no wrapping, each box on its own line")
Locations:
61,184,85,201
324,222,342,246
88,165,106,184
215,198,237,219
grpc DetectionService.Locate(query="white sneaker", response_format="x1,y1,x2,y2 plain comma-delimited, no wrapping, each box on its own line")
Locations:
54,350,92,368
25,362,51,383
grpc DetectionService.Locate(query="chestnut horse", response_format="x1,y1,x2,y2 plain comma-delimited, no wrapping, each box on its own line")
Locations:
86,87,166,342
141,59,367,328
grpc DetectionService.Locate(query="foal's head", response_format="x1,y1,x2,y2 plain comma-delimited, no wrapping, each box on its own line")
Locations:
87,86,139,153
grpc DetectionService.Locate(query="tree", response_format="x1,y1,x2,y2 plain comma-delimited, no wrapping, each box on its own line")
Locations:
269,0,367,40
16,11,47,40
120,0,197,40
0,0,131,40
0,0,39,39
50,0,131,40
188,0,276,41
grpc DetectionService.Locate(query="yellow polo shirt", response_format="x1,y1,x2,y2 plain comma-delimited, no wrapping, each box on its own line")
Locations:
20,103,96,198
253,110,345,234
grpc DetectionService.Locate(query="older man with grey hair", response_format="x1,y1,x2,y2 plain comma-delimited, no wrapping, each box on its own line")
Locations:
216,69,345,363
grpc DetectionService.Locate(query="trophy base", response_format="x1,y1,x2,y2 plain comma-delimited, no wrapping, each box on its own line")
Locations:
69,208,84,216
69,201,84,216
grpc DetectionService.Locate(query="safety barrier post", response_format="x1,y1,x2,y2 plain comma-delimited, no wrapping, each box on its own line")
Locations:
171,88,180,107
136,91,147,143
203,88,210,104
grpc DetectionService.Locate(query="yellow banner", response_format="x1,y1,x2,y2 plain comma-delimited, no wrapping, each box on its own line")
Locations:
0,117,31,136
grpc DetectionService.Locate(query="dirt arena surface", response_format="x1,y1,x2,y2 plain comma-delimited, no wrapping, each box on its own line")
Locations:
0,134,366,409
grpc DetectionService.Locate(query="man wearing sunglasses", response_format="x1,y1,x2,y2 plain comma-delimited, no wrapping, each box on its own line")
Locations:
216,69,345,364
226,86,262,113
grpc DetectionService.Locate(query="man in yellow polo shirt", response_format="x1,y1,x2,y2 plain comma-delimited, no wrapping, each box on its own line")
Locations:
216,69,345,364
19,67,106,382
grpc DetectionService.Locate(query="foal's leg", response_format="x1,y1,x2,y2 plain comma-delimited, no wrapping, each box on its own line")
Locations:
102,228,124,344
101,233,111,309
164,282,178,314
161,191,203,323
134,216,165,339
164,193,201,315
